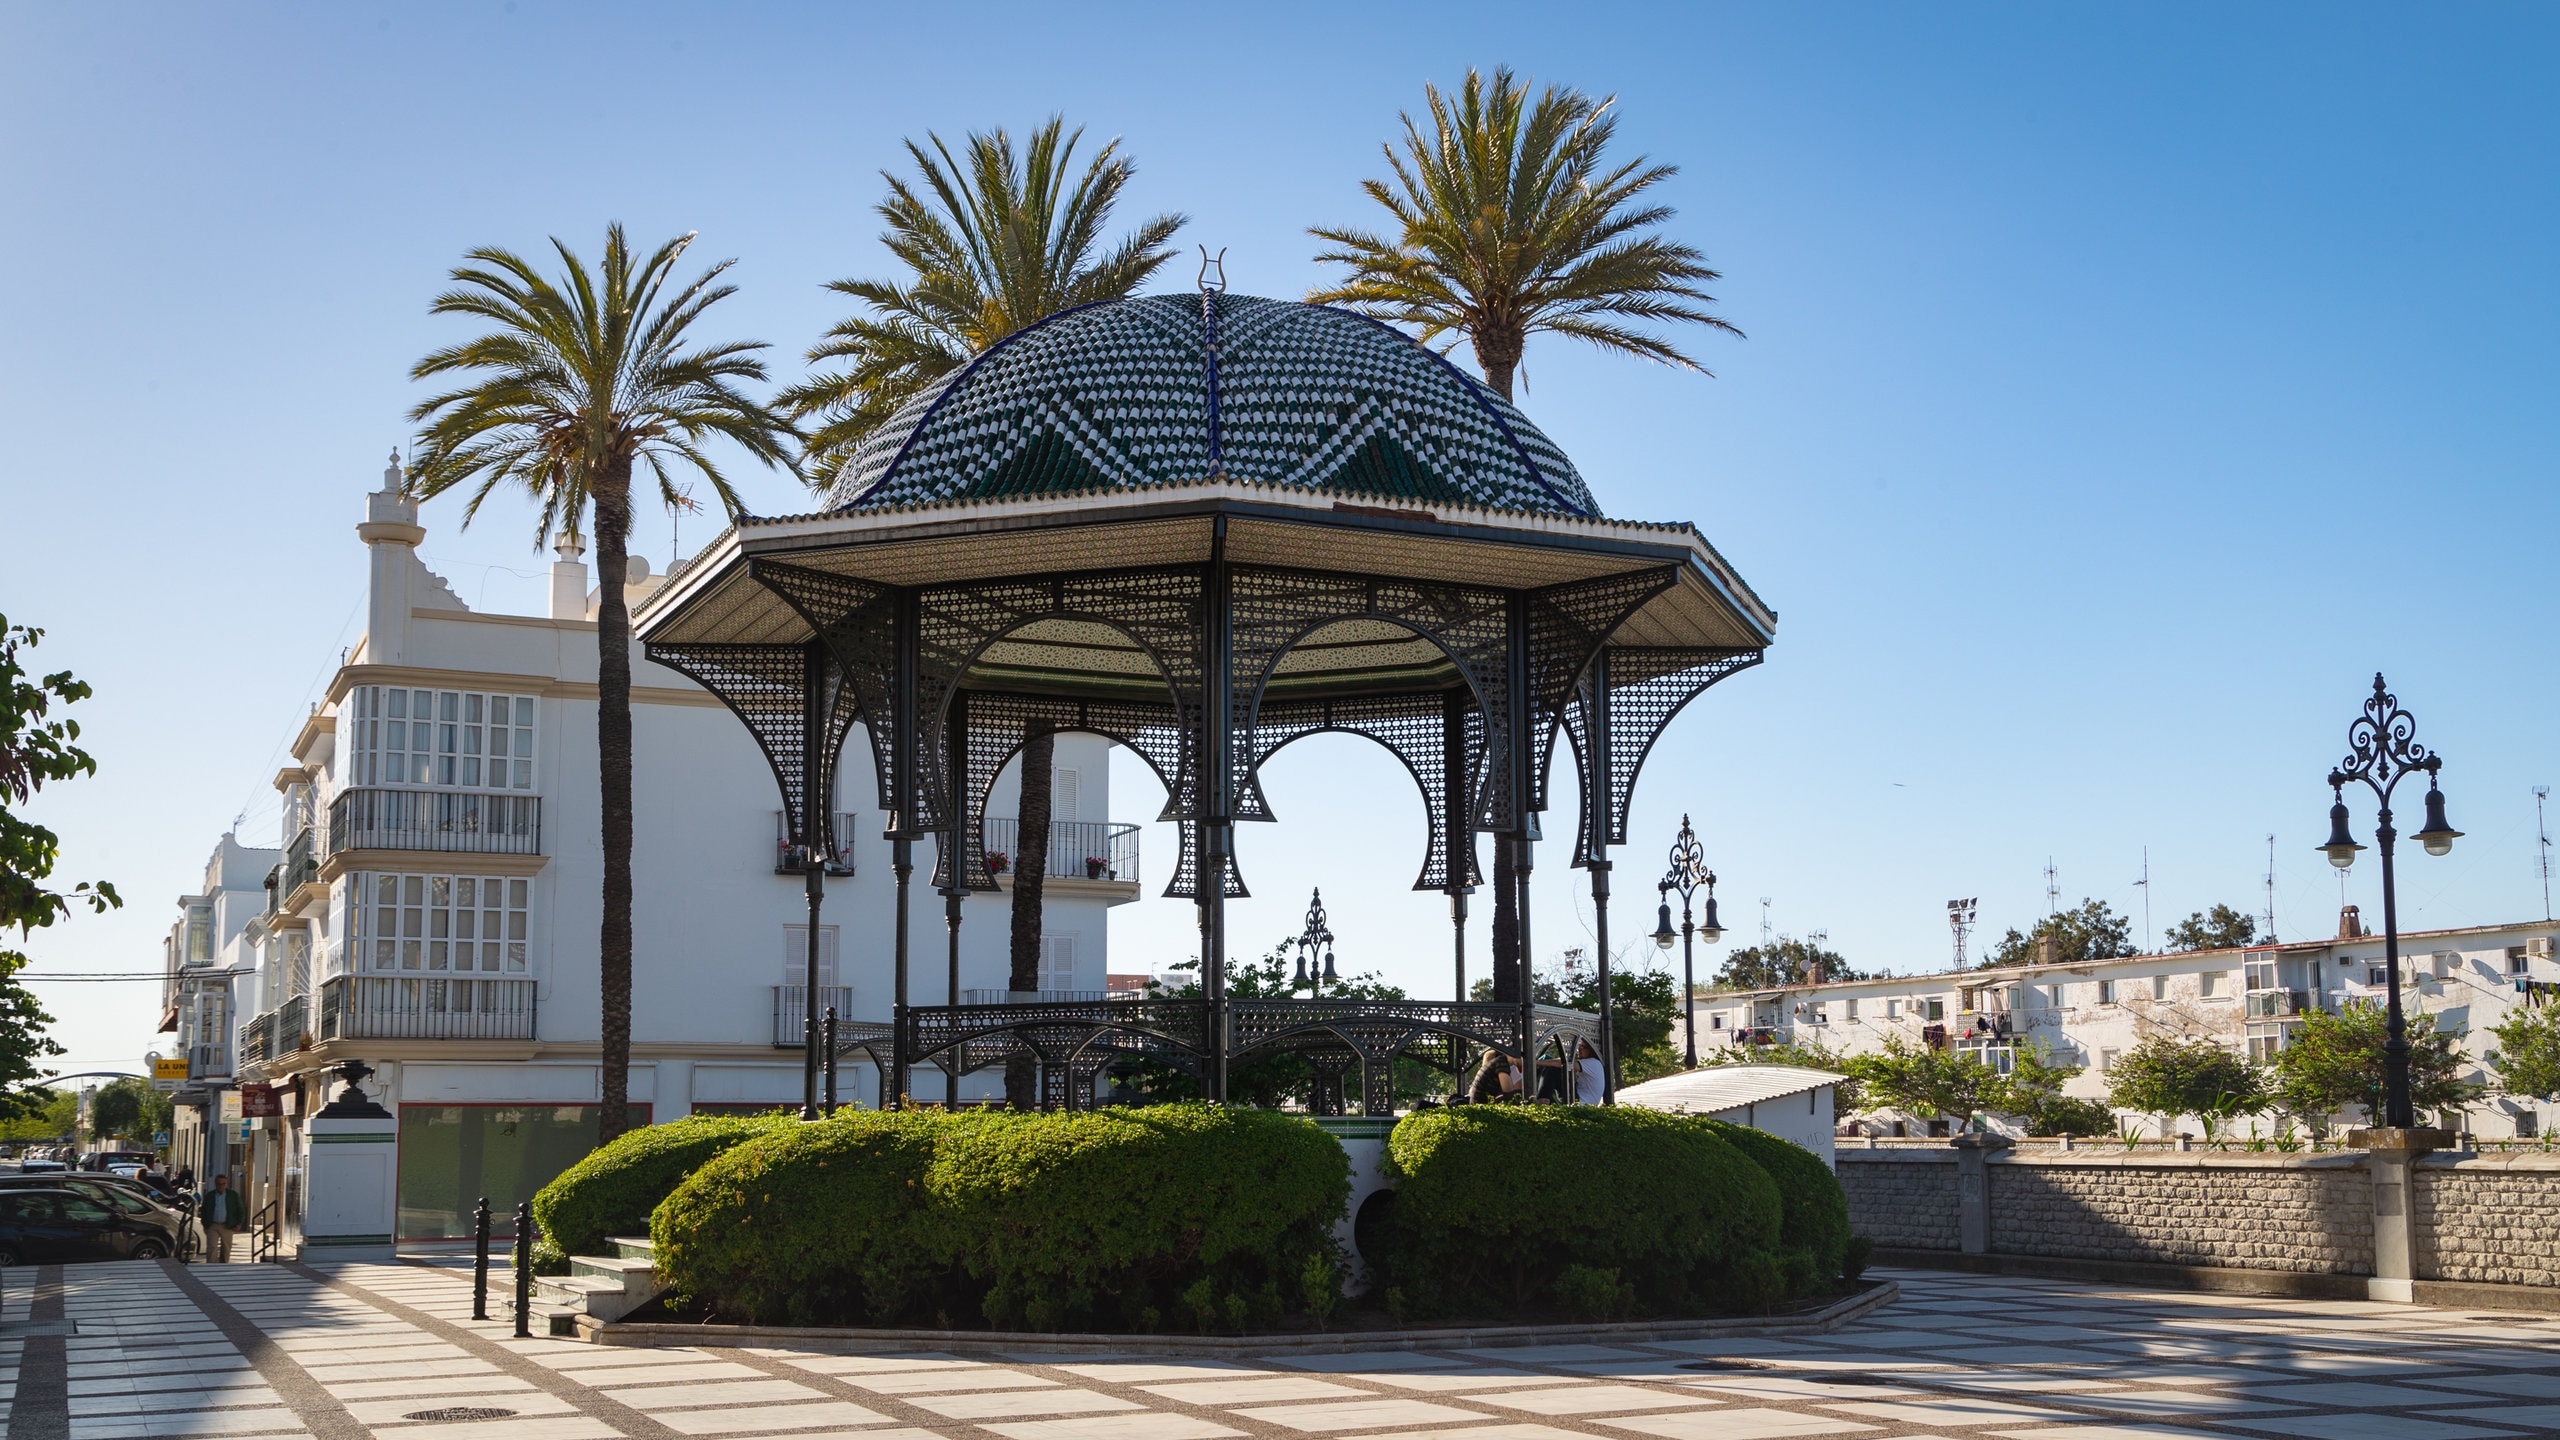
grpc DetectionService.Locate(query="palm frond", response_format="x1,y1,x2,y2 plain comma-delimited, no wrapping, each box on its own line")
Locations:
1306,65,1738,400
790,115,1187,489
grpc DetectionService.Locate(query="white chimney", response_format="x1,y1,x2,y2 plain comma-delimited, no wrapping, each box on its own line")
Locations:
357,449,426,664
550,533,590,621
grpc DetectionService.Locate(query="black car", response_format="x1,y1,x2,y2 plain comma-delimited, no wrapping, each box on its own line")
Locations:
0,1175,184,1246
0,1189,174,1263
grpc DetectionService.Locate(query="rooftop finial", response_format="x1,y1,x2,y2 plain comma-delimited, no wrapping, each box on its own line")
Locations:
1196,245,1227,294
382,447,403,493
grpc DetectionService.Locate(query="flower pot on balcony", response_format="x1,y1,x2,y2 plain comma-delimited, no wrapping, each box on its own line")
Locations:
1085,857,1110,880
985,852,1010,875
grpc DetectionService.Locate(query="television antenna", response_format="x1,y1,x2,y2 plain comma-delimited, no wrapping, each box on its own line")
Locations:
2134,847,2151,953
2263,834,2278,941
2538,786,2553,922
1758,897,1773,949
2044,858,2059,916
1947,898,1979,968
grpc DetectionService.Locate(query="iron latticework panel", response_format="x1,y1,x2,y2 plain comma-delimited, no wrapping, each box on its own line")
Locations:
1562,646,1766,867
1168,820,1248,900
643,641,860,857
1524,569,1679,815
913,569,1208,838
1246,690,1483,892
746,561,906,832
934,690,1192,890
1227,565,1516,833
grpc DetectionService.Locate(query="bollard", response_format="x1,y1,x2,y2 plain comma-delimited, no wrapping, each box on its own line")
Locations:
824,1006,839,1116
512,1200,533,1337
471,1197,491,1320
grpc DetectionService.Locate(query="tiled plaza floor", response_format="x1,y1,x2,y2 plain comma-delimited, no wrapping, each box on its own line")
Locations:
2,1261,2556,1440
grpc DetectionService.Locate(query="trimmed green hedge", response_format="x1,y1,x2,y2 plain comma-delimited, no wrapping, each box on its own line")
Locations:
1376,1105,1785,1317
654,1104,1349,1332
1699,1120,1851,1292
531,1111,795,1261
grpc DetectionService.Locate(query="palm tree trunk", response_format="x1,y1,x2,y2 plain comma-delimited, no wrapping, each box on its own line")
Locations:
593,463,636,1144
1005,726,1054,1110
1474,322,1525,403
1490,841,1519,1003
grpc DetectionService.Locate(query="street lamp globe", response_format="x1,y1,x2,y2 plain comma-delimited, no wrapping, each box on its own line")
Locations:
2321,795,2365,870
2416,781,2463,857
1699,887,1723,944
1653,886,1677,950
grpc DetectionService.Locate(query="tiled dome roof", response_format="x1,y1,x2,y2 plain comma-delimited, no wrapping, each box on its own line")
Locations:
823,293,1599,516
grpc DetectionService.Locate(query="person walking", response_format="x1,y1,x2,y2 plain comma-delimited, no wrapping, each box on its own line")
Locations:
198,1173,246,1262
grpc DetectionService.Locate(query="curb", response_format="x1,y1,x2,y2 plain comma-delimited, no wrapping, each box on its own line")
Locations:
580,1278,1896,1355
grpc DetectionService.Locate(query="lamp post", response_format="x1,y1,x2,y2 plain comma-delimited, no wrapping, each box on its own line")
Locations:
2319,673,2461,1130
1650,814,1723,1069
1294,888,1337,995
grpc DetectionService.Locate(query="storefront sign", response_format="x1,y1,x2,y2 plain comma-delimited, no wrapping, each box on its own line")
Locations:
241,1084,281,1119
151,1058,188,1092
219,1090,244,1124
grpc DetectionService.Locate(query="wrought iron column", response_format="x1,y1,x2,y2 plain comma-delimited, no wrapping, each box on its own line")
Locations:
1587,649,1616,1105
890,837,911,1109
1203,517,1234,1103
801,861,824,1120
1506,593,1535,1081
799,644,827,1122
1444,687,1471,1003
943,690,969,1107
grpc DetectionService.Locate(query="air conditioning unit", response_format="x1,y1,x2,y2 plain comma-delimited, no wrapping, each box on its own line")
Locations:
2529,938,2555,960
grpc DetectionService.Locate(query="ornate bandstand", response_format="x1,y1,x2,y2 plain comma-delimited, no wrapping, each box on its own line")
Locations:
633,291,1775,1114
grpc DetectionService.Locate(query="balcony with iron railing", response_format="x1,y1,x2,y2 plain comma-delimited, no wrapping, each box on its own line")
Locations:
961,988,1120,1004
980,819,1140,884
328,788,542,858
318,973,537,1041
770,986,858,1047
2246,989,2314,1018
772,812,858,876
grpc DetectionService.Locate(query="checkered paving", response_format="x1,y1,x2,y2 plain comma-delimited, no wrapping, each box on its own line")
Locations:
6,1263,2556,1440
826,294,1600,518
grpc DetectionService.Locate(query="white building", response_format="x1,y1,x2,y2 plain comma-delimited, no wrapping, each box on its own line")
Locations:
159,832,276,1181
195,457,1139,1246
1692,907,2559,1140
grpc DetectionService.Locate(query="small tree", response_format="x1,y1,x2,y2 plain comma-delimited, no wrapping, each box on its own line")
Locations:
88,1078,172,1145
2487,1002,2560,1104
1847,1036,2006,1129
1,616,120,1117
1985,899,2138,969
0,1088,75,1143
1714,935,1860,990
2273,1003,2482,1132
2104,1036,2266,1138
1702,1038,1862,1110
1997,1042,2114,1135
2165,904,2258,952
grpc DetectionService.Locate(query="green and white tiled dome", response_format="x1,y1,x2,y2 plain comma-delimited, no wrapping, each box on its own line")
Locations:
824,293,1600,517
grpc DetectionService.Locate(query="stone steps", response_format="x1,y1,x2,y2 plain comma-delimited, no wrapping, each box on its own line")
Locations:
533,1236,659,1334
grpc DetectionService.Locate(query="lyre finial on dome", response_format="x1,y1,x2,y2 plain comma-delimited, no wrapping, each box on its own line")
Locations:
1196,246,1227,294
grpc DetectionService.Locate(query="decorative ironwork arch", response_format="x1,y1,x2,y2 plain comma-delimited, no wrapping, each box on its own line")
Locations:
1244,693,1484,892
1558,646,1767,867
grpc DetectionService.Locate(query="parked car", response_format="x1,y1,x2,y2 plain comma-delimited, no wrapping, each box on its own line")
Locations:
0,1175,183,1247
0,1189,173,1264
18,1157,67,1174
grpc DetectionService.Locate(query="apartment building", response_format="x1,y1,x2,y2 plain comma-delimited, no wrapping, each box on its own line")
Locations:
191,457,1139,1247
159,833,277,1183
1693,909,2559,1139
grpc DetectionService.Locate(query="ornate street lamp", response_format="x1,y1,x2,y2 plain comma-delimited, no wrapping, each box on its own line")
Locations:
1651,814,1722,1068
1295,888,1337,994
2320,673,2461,1130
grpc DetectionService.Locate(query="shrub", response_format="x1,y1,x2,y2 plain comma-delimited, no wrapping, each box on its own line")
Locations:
2019,1095,2118,1137
653,1109,953,1326
654,1103,1350,1333
1699,1120,1851,1291
1378,1105,1782,1318
532,1110,795,1260
1552,1263,1636,1320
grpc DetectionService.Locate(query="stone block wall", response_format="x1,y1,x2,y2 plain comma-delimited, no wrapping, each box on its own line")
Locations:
1838,1150,1960,1252
1986,1154,2372,1274
2414,1152,2560,1289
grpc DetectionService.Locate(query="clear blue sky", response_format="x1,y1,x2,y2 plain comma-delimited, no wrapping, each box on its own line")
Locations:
6,3,2555,1075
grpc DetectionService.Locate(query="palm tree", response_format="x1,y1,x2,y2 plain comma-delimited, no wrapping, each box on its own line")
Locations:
1307,65,1740,401
406,225,795,1143
778,116,1187,485
1309,66,1741,1008
784,119,1182,1109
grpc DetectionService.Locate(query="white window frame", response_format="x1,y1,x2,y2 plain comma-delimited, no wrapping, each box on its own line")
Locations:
1040,934,1077,992
782,925,841,988
352,872,530,974
350,686,538,791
